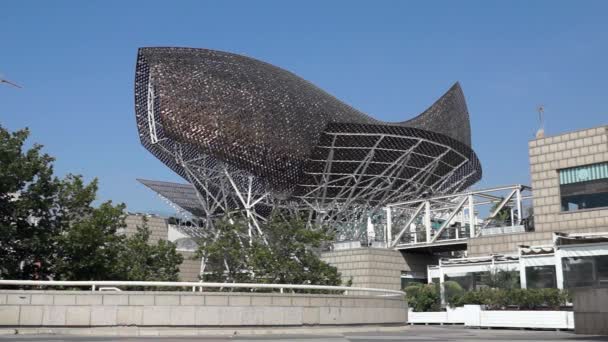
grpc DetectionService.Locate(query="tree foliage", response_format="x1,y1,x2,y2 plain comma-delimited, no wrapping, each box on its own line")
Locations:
0,125,183,281
1,126,60,279
117,217,183,282
196,214,342,287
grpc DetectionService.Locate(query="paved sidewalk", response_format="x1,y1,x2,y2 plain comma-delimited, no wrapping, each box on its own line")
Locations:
1,326,607,341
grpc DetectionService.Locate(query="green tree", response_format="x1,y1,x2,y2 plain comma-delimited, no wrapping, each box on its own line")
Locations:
250,214,341,286
0,124,184,282
196,214,342,287
197,218,253,283
118,217,183,282
0,126,60,279
53,200,127,280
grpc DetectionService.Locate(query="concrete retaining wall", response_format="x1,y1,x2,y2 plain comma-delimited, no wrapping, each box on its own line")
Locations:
0,290,406,327
573,287,608,335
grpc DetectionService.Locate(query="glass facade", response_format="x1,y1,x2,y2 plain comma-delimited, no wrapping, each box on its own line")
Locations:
563,255,608,288
525,265,557,288
559,162,608,212
444,272,487,291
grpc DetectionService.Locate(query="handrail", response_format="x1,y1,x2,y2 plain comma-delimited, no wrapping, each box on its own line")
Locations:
0,280,404,297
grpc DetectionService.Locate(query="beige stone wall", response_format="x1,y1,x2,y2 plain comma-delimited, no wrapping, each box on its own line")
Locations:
468,125,608,257
468,231,554,256
0,290,406,327
321,248,436,291
124,214,168,242
573,287,608,334
530,125,608,234
178,251,202,282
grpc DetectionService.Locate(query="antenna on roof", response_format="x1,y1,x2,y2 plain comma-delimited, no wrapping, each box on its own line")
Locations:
536,105,545,138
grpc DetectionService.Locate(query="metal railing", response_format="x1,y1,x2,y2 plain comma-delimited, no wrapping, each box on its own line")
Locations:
0,280,404,297
387,184,533,248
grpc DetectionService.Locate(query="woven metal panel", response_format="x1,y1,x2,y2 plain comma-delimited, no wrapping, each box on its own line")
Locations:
134,47,482,224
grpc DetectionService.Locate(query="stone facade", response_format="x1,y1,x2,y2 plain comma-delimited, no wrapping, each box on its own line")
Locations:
468,125,608,256
177,251,202,282
573,287,608,334
321,248,435,291
124,214,168,242
0,290,406,327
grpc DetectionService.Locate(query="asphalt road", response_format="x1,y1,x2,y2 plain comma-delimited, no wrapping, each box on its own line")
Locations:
1,326,608,342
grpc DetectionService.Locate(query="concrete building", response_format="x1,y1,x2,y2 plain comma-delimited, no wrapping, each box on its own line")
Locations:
417,124,608,291
467,125,608,256
329,124,608,292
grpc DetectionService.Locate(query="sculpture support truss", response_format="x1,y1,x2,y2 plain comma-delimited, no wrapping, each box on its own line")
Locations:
134,47,482,243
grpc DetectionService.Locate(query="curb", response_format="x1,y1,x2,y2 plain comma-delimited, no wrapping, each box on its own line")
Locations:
1,325,409,337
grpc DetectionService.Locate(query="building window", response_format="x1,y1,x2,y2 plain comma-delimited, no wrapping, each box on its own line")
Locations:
525,265,557,288
562,255,608,288
559,162,608,212
444,272,488,291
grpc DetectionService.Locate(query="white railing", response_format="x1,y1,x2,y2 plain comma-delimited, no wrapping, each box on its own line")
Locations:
387,184,532,248
0,280,404,297
480,224,525,236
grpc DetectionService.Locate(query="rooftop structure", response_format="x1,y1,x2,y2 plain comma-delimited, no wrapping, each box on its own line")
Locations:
135,47,481,240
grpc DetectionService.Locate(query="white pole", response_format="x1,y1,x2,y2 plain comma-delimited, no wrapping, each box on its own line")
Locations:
553,234,565,289
468,195,475,237
516,188,522,225
518,248,527,289
555,249,564,289
385,208,392,247
439,265,446,306
424,201,432,243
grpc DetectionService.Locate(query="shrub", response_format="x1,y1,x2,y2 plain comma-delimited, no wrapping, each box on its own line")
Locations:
405,282,571,311
448,287,570,310
455,289,484,306
405,283,441,312
443,281,465,307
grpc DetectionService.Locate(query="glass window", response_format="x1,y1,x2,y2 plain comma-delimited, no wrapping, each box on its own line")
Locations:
559,163,608,212
444,271,490,291
444,274,473,290
525,265,557,288
563,255,608,288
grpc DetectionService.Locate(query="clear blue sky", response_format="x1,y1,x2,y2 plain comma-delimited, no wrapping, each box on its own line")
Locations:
1,1,607,215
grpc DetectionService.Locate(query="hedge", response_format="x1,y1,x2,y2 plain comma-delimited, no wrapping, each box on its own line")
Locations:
405,282,572,312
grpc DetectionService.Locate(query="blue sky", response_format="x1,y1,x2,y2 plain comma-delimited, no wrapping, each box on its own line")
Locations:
1,1,607,214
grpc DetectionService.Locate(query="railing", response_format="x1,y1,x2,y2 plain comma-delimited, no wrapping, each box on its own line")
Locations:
397,225,473,246
387,184,533,248
479,224,525,236
0,280,404,297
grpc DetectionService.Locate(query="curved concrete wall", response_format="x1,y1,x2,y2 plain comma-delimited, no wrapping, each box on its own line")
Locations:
0,290,406,327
